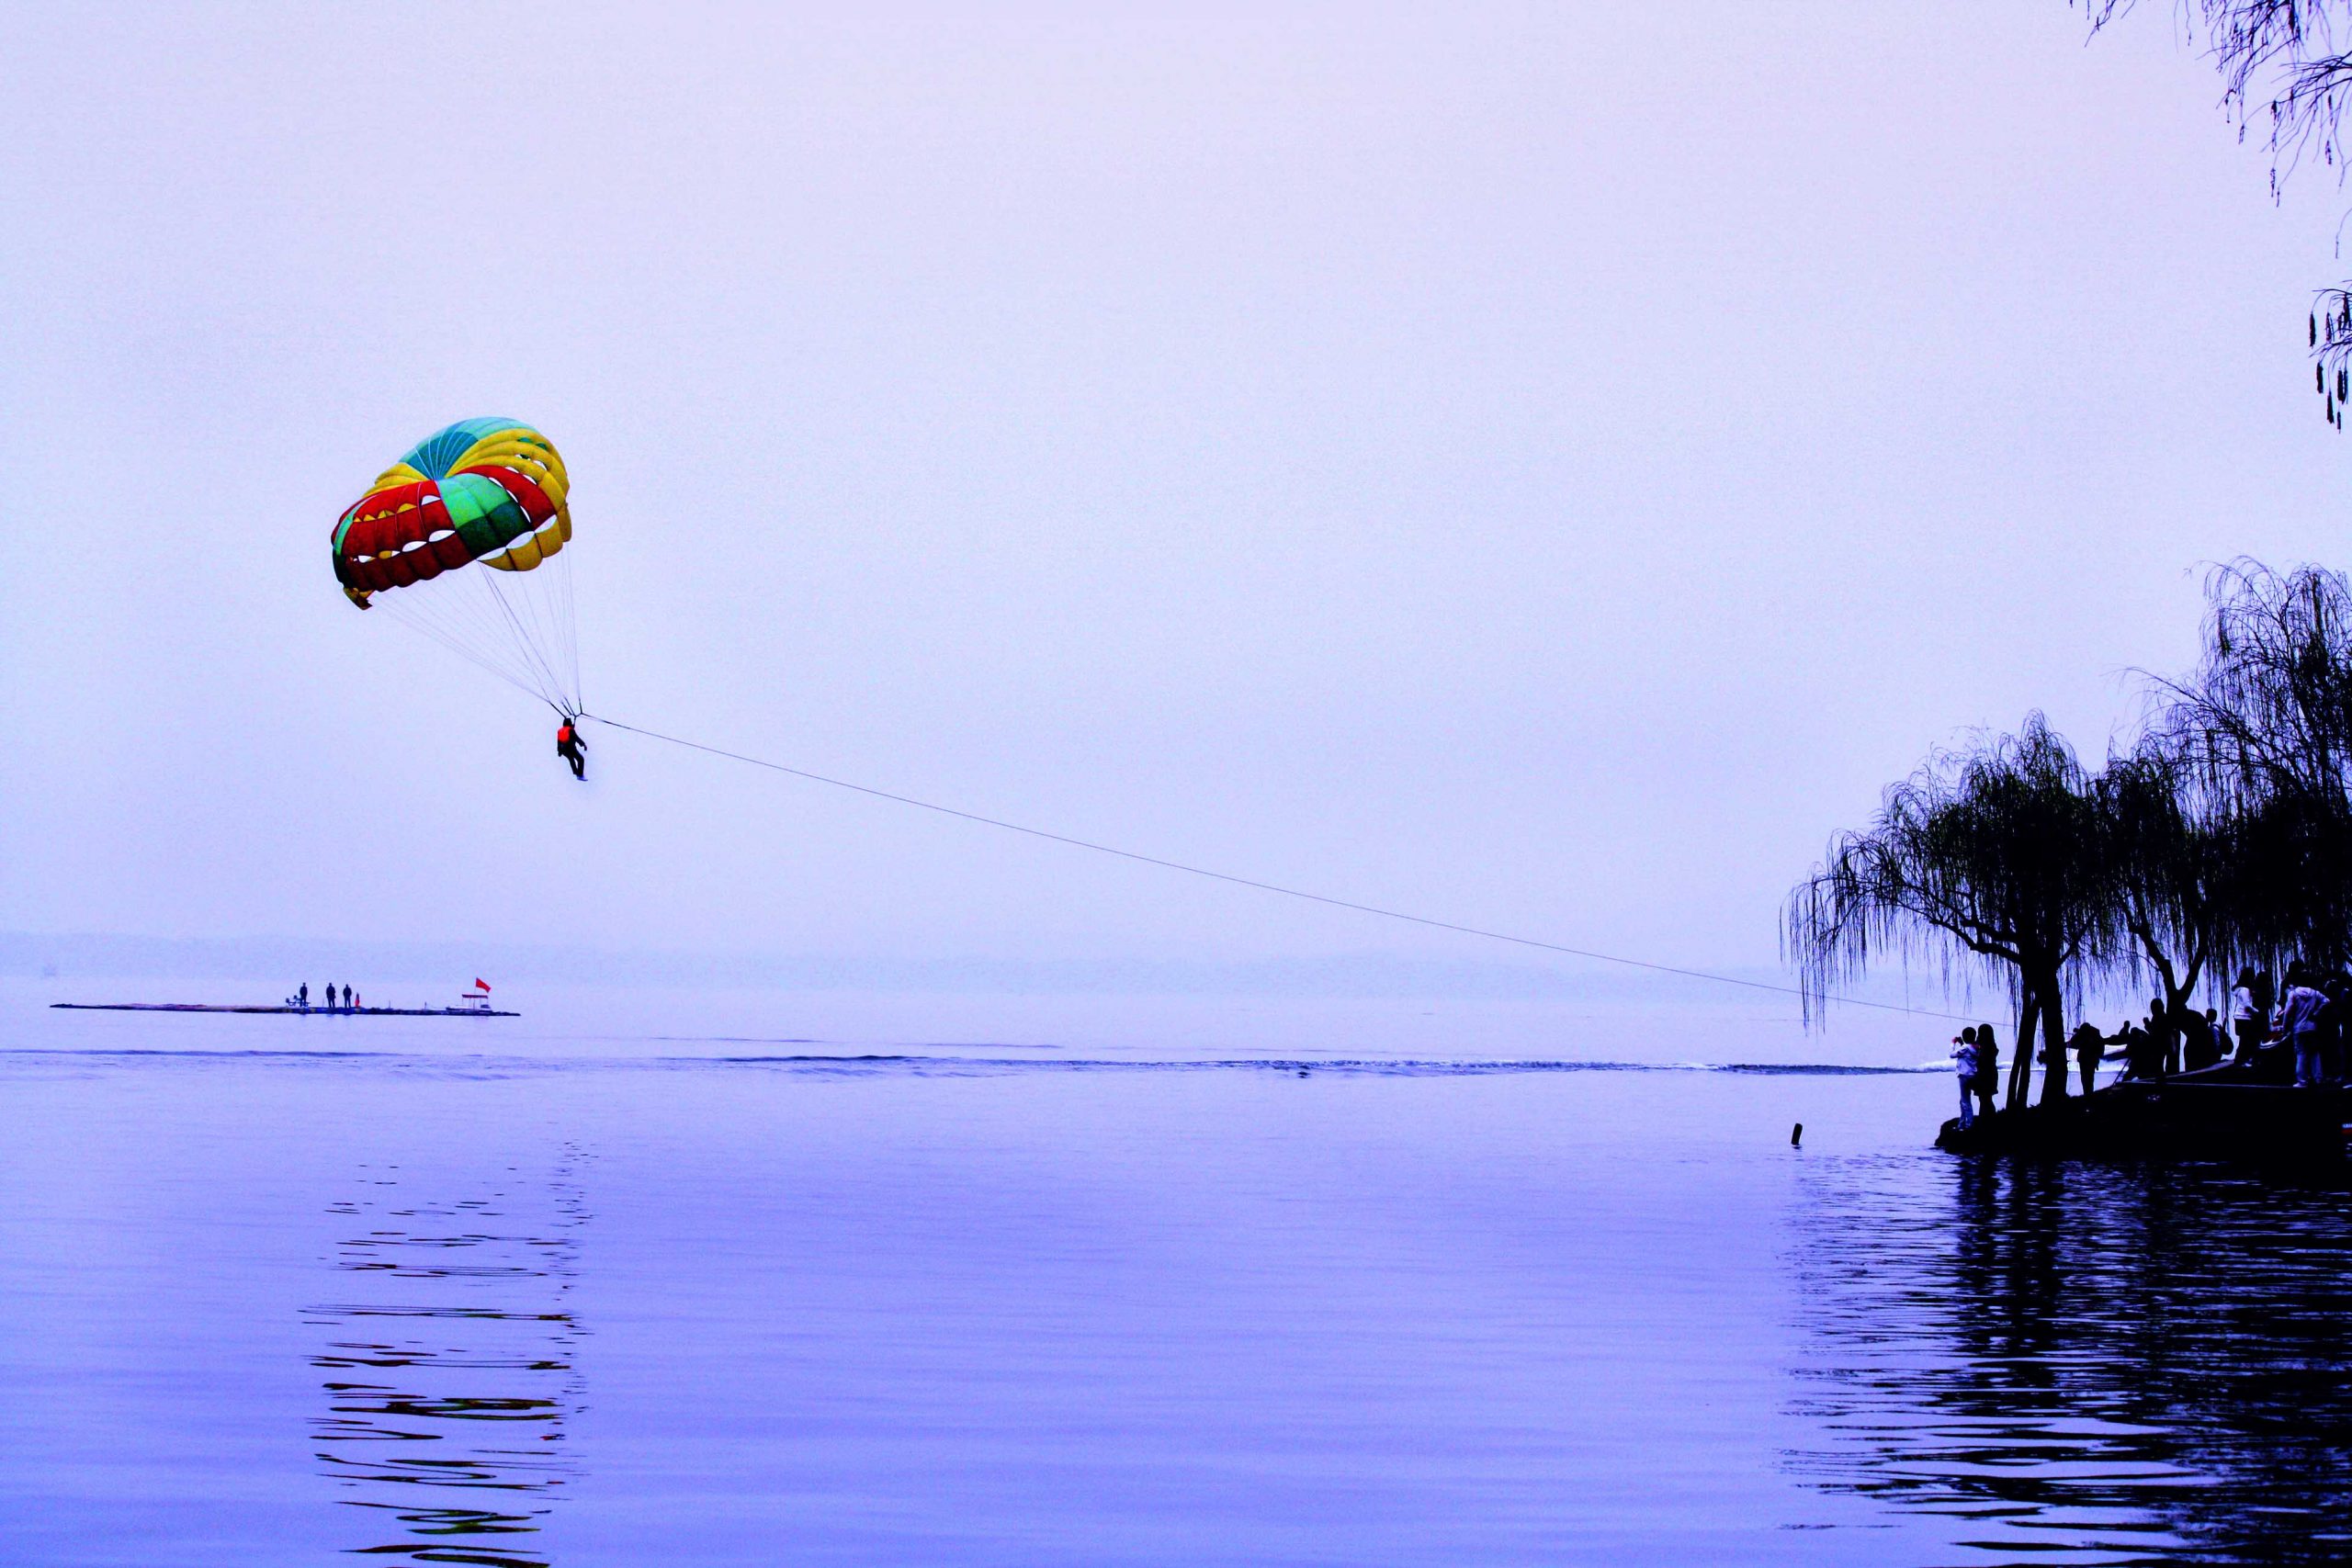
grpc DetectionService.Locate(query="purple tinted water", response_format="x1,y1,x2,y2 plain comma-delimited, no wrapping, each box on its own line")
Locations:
4,990,2347,1565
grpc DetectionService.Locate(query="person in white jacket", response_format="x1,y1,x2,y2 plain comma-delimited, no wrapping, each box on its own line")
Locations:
1951,1030,1982,1130
2278,964,2330,1088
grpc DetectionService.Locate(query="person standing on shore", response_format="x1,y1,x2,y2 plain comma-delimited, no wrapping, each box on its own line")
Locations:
2233,967,2273,1066
2278,965,2328,1087
1952,1031,1980,1130
2181,1006,2222,1073
2319,976,2350,1084
1973,1025,2001,1120
2114,1017,2154,1082
2070,1021,2106,1095
2120,1004,2165,1081
298,982,310,1010
2145,998,2180,1078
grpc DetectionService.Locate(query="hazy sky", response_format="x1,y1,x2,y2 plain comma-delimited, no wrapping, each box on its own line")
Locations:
5,2,2347,983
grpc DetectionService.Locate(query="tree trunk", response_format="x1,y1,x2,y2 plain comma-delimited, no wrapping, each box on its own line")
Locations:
2007,991,2038,1111
2131,920,2205,1021
2031,964,2070,1106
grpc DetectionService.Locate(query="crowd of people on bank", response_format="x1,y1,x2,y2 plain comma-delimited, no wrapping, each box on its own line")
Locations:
1947,964,2352,1129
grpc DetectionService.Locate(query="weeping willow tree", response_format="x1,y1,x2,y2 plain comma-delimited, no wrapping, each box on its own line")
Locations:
1789,565,2352,1106
2095,740,2233,1019
2147,560,2352,965
1787,716,2115,1109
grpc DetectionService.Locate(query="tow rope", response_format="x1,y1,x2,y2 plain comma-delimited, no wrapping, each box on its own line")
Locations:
583,713,1976,1023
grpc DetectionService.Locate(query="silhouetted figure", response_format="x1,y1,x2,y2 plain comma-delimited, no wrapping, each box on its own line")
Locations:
2280,964,2328,1088
298,982,310,1010
342,983,353,1010
2115,1021,2154,1082
2182,1006,2222,1073
2071,1021,2106,1095
557,719,586,781
1973,1025,2001,1120
2144,998,2180,1078
1952,1032,1981,1130
2233,966,2274,1066
322,981,335,1013
2318,976,2351,1085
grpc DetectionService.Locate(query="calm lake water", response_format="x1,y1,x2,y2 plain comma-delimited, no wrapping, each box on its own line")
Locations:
6,984,2351,1565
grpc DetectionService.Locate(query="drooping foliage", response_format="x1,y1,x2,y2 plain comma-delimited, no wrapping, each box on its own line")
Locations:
2148,560,2352,965
1791,560,2352,1068
2083,2,2352,421
1788,716,2104,1010
2086,3,2352,180
1787,716,2111,1102
2094,739,2233,1011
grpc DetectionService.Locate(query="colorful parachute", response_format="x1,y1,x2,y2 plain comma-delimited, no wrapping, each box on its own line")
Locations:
332,418,581,716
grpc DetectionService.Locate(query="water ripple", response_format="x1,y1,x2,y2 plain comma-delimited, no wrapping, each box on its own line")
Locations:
304,1152,591,1566
1789,1156,2352,1564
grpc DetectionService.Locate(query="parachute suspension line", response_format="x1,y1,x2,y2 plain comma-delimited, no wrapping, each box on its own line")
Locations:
337,418,580,717
481,572,565,710
376,592,547,706
582,715,1975,1023
526,542,582,715
480,550,566,705
562,558,582,715
375,553,580,717
387,585,541,704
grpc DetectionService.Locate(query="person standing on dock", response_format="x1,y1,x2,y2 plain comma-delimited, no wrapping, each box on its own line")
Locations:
298,982,310,1010
1951,1032,1980,1130
342,983,353,1010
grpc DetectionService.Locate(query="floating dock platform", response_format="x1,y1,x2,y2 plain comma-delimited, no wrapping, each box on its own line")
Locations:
51,1002,517,1018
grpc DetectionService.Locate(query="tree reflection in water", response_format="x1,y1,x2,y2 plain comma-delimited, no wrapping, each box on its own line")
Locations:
305,1149,589,1567
1791,1154,2352,1564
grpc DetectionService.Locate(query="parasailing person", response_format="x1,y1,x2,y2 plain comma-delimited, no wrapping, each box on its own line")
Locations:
331,417,582,760
556,716,586,780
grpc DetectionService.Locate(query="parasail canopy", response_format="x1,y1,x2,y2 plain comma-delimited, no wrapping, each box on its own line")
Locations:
332,418,581,716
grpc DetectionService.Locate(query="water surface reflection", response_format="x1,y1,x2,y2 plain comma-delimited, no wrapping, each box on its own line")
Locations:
305,1152,589,1566
1792,1155,2352,1564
